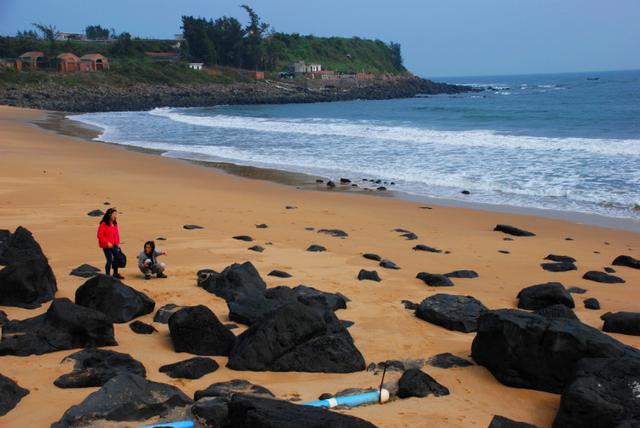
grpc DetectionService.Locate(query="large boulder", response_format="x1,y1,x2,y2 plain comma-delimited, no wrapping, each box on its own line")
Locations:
427,353,474,369
198,262,266,301
69,264,101,278
228,302,365,373
227,395,377,428
0,226,57,309
553,357,640,428
0,298,116,356
0,373,29,416
195,379,275,401
416,272,454,287
397,368,449,399
0,259,57,309
51,373,192,428
168,305,235,356
601,312,640,336
54,348,146,388
471,309,640,393
489,415,537,428
416,294,488,333
517,282,574,310
583,271,625,284
612,255,640,269
75,274,155,323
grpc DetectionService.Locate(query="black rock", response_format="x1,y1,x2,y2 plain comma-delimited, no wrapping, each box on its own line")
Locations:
340,178,351,184
285,206,297,210
54,348,146,388
227,302,365,372
362,253,381,261
0,374,29,417
401,300,418,310
488,415,537,428
75,274,155,323
326,181,336,188
401,232,418,240
544,254,576,263
583,271,625,284
541,262,577,272
195,379,275,401
503,237,513,241
493,224,536,237
0,226,46,265
517,282,575,310
471,309,640,393
341,320,354,328
255,223,268,229
366,360,422,374
168,305,236,356
315,179,324,183
461,190,470,195
565,237,574,241
227,395,377,428
0,298,116,356
534,304,579,320
156,236,166,240
153,303,182,324
87,209,104,217
159,357,219,379
318,228,348,238
612,255,640,269
192,397,229,428
601,312,640,336
197,262,266,301
233,235,254,242
129,320,156,334
416,294,488,333
413,244,442,253
69,264,101,278
183,224,203,230
268,270,292,278
567,287,587,294
0,258,57,309
306,244,326,252
416,272,454,287
51,373,192,428
379,259,400,270
397,368,449,398
498,250,510,254
584,298,600,310
427,353,474,369
358,269,381,282
553,357,640,428
444,270,479,279
377,186,387,191
604,266,615,273
248,245,264,253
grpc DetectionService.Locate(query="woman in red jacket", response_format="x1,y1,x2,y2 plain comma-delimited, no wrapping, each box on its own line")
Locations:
97,208,124,278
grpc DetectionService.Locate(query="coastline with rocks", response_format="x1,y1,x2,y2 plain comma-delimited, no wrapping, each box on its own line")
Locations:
0,105,639,427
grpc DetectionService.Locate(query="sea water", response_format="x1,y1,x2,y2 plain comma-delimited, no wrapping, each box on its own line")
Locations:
70,70,640,222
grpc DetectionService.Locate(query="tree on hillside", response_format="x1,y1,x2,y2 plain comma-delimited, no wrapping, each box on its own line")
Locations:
211,17,244,67
16,29,39,39
85,25,110,40
241,5,269,70
181,16,218,66
389,41,403,70
109,32,133,56
32,23,58,51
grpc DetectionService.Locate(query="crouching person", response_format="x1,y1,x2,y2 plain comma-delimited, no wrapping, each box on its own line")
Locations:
138,240,167,280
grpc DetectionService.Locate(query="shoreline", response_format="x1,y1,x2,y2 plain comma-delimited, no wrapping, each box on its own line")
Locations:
1,105,639,428
40,109,640,233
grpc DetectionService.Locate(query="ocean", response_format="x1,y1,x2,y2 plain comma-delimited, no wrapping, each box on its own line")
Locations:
70,69,640,223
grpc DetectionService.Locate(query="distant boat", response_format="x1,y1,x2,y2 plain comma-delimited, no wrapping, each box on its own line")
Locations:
586,77,600,81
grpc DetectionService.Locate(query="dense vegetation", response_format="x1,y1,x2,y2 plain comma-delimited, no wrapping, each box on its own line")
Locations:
1,6,406,88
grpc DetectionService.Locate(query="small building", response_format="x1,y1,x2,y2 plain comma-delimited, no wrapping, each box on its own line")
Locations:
57,53,81,73
0,58,21,71
56,32,86,41
287,61,322,74
308,70,336,80
188,62,204,71
356,72,374,81
80,54,109,71
252,71,264,80
18,51,45,70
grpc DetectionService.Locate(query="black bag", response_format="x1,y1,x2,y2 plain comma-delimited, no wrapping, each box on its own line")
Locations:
113,246,127,268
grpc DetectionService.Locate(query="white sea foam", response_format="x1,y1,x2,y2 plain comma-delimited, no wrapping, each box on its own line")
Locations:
148,107,640,157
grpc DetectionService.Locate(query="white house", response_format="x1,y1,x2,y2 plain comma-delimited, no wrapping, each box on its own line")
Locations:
188,63,204,71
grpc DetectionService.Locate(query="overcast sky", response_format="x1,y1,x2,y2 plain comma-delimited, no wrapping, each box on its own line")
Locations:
1,0,638,77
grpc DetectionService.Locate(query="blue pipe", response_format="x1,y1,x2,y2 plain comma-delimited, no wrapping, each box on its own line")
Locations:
304,388,390,408
138,421,194,428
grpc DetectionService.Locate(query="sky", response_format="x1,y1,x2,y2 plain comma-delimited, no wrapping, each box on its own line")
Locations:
1,0,638,77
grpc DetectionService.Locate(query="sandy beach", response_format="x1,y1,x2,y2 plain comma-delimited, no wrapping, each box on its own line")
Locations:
0,105,639,427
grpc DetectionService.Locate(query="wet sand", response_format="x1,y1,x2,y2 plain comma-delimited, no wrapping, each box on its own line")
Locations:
0,105,639,427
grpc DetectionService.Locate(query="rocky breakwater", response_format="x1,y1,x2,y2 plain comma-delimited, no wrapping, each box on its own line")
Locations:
0,76,476,112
